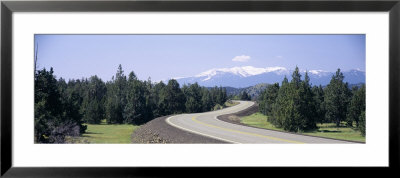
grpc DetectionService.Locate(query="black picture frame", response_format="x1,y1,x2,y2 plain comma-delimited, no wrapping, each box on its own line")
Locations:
1,0,399,177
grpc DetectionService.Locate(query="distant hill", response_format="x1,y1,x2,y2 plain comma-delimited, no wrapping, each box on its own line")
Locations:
224,83,270,100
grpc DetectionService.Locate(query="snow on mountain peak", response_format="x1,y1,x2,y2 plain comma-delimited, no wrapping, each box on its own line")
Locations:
308,69,331,76
195,66,288,81
309,70,323,74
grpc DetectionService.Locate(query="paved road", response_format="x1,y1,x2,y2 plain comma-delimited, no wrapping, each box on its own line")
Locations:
166,101,354,144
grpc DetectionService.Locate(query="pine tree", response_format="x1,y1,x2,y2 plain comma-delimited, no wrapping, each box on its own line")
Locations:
312,85,326,124
143,77,155,122
324,69,352,127
201,87,213,112
299,71,317,130
222,87,228,104
185,83,203,113
240,91,251,101
291,66,302,89
105,80,117,124
346,84,366,127
163,79,186,114
215,86,227,105
270,76,290,128
287,67,303,132
105,65,127,124
259,83,279,116
123,71,146,124
81,75,106,124
152,81,166,117
210,86,219,106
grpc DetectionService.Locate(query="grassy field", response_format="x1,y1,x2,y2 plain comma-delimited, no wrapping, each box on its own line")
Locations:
68,120,139,144
241,112,365,143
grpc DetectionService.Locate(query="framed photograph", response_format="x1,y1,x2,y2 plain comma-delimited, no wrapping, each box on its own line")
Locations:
1,0,399,177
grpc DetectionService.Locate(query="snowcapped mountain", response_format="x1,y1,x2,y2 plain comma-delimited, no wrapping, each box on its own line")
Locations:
172,66,365,88
195,66,289,80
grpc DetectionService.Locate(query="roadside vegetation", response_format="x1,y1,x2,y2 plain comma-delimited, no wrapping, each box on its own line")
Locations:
254,66,366,141
213,100,239,110
241,113,365,142
35,64,228,143
224,100,239,107
229,91,252,101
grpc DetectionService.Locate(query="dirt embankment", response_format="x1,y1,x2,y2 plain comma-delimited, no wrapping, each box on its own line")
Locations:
216,102,259,126
131,115,226,143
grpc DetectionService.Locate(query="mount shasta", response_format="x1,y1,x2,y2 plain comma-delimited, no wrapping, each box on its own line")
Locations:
173,66,365,88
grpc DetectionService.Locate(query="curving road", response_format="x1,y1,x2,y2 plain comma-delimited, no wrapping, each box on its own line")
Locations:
166,101,355,144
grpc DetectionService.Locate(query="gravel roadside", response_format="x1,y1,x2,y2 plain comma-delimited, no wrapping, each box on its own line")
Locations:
131,115,227,143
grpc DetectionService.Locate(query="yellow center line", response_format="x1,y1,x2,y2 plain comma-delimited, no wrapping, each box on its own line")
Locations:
191,116,304,144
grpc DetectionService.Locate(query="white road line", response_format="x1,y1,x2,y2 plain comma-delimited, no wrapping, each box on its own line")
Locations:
165,116,241,144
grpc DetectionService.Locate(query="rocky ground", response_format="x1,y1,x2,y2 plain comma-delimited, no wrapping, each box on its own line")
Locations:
131,115,226,143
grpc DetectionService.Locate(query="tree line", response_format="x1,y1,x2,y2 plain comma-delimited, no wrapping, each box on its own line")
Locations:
229,90,252,101
258,67,366,136
35,64,227,143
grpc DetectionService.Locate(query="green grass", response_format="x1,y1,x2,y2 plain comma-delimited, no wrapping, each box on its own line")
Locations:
68,120,139,144
240,113,365,143
213,100,240,111
224,100,240,107
305,123,365,142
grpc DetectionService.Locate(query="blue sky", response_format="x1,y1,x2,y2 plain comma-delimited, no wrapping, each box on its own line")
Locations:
35,34,365,82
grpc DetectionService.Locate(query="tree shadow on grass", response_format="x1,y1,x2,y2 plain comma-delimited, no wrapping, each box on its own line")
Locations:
304,127,343,133
83,132,103,135
317,130,342,133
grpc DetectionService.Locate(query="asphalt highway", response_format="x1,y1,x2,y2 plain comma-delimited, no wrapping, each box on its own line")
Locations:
166,101,354,144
